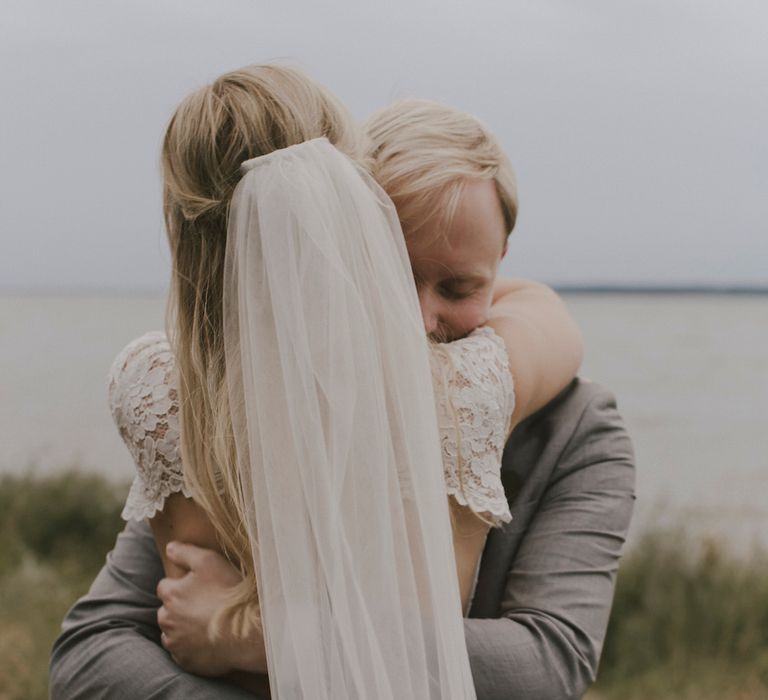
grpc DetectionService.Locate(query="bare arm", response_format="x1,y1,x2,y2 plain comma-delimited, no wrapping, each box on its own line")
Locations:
486,277,583,428
149,493,220,578
49,518,260,700
149,494,268,686
451,500,492,611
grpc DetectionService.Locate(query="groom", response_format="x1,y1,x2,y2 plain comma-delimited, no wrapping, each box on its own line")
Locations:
50,101,635,700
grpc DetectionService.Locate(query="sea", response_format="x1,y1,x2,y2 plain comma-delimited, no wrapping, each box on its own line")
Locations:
1,293,766,552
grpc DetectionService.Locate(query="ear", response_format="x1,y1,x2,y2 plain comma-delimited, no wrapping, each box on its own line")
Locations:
501,238,508,259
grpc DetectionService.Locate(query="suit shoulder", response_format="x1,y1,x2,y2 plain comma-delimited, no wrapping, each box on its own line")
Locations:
531,378,618,425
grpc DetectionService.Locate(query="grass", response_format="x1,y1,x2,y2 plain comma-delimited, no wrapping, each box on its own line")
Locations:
1,470,766,699
0,471,127,700
590,529,768,699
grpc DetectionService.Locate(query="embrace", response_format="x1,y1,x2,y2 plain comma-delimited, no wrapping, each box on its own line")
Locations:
50,65,635,700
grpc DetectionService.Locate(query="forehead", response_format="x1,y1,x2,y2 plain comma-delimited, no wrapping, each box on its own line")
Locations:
406,179,506,274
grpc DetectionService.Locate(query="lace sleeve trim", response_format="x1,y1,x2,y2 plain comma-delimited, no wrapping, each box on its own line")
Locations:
430,327,515,527
108,331,191,521
112,328,513,525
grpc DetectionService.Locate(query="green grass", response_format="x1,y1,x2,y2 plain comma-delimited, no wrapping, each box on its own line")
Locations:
1,470,766,699
0,471,127,700
592,529,768,699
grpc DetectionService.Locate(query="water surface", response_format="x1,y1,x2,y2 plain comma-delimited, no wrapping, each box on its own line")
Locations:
2,293,766,549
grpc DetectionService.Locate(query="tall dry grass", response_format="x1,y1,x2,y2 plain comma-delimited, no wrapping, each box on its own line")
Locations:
592,528,768,698
0,470,766,699
0,471,126,700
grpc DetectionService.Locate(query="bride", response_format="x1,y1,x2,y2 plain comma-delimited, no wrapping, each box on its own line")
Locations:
108,64,582,698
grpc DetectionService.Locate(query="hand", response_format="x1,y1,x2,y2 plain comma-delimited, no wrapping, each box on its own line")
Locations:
156,541,267,676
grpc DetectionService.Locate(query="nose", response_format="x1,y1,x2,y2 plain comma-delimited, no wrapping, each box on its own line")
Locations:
418,286,441,336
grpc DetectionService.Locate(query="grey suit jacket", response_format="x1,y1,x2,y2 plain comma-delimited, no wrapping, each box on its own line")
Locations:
50,378,635,699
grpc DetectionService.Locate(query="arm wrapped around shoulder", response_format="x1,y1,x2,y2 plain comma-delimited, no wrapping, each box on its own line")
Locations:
49,519,259,700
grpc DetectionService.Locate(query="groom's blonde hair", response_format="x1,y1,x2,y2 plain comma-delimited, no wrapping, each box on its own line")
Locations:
161,64,360,641
364,99,518,240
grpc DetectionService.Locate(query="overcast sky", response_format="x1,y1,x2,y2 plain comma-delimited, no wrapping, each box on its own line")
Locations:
2,0,766,292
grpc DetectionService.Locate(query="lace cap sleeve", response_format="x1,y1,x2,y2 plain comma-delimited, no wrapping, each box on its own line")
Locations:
430,327,515,527
108,331,190,521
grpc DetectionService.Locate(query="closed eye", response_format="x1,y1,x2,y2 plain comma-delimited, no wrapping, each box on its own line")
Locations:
439,283,478,300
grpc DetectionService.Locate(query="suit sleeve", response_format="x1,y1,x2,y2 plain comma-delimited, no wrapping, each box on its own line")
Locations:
49,518,258,700
464,385,636,700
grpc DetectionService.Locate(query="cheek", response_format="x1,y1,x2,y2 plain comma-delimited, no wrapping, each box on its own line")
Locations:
445,298,491,337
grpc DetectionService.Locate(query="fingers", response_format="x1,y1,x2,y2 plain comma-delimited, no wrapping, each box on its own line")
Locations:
160,628,182,669
157,603,179,659
166,542,243,588
157,603,171,630
165,540,210,571
158,606,178,659
156,576,175,603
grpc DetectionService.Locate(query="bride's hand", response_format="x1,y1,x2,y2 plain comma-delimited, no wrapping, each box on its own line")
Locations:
156,541,267,677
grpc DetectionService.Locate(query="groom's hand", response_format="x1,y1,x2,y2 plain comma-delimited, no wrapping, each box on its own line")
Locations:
157,542,268,676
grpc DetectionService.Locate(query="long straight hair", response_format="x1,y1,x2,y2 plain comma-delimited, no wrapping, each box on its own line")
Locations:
161,64,361,636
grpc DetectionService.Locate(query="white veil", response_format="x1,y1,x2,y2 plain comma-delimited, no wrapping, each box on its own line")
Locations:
223,138,476,699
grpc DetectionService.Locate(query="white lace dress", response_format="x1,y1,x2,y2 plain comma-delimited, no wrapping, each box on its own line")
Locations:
110,328,514,527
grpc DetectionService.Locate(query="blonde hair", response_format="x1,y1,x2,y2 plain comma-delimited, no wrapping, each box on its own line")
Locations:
162,64,360,637
364,99,517,240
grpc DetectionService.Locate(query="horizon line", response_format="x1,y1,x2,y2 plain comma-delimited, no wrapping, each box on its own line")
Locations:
1,284,768,297
553,284,768,295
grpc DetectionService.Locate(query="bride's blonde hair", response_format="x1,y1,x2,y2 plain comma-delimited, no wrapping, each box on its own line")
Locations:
161,64,360,637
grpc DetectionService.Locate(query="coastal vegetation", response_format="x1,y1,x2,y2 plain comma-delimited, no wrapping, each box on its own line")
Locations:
590,527,768,699
1,470,766,699
0,470,126,700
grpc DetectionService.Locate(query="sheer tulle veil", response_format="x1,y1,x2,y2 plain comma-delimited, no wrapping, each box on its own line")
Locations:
222,138,476,699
